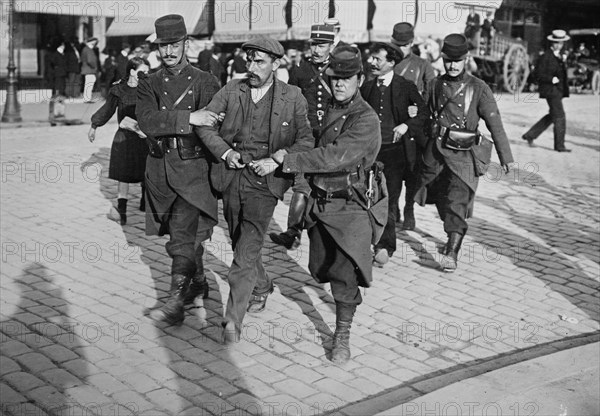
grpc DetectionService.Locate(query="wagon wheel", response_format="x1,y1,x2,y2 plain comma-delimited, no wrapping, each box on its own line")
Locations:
503,44,530,94
592,70,600,95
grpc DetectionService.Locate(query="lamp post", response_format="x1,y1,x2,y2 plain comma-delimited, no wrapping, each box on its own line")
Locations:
2,0,22,123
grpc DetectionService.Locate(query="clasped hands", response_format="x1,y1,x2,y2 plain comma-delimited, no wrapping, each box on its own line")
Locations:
226,149,288,177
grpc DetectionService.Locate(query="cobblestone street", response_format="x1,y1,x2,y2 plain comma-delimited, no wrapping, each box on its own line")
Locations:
1,92,599,415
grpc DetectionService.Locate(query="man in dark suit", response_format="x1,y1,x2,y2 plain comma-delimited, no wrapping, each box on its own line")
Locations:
136,14,223,326
197,37,314,344
522,30,571,152
361,42,429,267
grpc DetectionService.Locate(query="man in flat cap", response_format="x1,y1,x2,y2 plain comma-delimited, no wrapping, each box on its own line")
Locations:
522,29,571,152
269,24,336,251
271,45,383,364
390,22,436,229
415,33,515,272
361,42,429,267
136,14,223,325
197,36,314,344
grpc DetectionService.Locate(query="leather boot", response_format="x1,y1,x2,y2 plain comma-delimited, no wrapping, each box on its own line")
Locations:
184,245,209,304
149,273,190,325
402,205,416,231
115,198,127,225
269,192,307,250
440,232,464,273
139,182,146,212
331,303,356,365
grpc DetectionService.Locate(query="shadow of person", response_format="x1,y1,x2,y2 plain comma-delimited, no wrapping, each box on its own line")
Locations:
0,263,100,415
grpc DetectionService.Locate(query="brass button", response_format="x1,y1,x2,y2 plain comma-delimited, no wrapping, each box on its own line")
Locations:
165,78,169,82
161,106,166,110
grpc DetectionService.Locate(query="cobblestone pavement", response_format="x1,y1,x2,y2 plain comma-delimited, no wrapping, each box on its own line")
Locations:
1,93,599,415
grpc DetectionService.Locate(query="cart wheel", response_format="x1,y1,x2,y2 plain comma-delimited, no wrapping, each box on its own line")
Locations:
592,70,600,95
503,44,530,94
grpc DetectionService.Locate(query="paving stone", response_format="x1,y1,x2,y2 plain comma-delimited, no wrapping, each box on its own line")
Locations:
39,368,82,390
39,344,79,363
3,372,45,393
110,390,156,413
0,356,21,376
87,372,129,395
14,352,56,373
146,388,192,414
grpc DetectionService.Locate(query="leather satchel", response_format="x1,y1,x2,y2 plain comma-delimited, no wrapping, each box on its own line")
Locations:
443,128,480,151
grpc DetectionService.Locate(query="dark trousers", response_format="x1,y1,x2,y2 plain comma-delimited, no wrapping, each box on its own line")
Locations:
375,143,416,256
427,167,473,236
308,220,362,306
222,169,278,331
524,95,567,150
65,72,81,98
165,196,213,274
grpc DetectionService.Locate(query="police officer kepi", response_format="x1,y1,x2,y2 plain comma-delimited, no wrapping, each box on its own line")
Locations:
136,14,223,325
272,46,383,364
415,34,516,272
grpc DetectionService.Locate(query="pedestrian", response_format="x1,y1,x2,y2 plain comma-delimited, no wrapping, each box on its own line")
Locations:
46,39,68,98
81,37,100,103
464,7,481,50
197,36,314,345
269,24,335,250
100,49,118,98
116,43,131,80
522,30,572,152
136,14,223,325
271,45,383,364
88,57,150,226
392,22,436,100
414,33,515,272
480,11,497,54
65,37,82,98
361,41,429,267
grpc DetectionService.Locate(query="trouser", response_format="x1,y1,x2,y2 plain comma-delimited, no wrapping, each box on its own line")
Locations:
83,74,96,101
374,143,416,256
165,195,213,275
66,72,81,98
308,220,363,305
222,169,278,331
523,95,567,150
427,167,474,236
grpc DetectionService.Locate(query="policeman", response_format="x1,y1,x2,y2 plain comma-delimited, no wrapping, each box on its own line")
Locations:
272,46,383,364
415,34,515,272
136,14,222,325
269,24,337,250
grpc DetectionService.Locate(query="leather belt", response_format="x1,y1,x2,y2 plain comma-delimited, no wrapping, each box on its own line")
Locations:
163,137,178,149
314,187,352,202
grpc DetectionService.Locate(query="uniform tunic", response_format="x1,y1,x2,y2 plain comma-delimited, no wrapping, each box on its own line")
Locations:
136,61,220,266
416,72,513,234
283,94,381,304
394,53,436,100
91,81,147,183
289,59,332,133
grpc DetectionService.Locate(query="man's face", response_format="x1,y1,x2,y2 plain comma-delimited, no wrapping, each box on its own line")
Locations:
443,58,466,78
330,74,362,103
551,41,564,52
246,50,279,88
310,42,333,63
158,39,187,67
370,49,395,77
399,43,412,57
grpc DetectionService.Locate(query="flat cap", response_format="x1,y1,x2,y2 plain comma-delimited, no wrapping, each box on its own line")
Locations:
325,45,362,78
242,36,285,58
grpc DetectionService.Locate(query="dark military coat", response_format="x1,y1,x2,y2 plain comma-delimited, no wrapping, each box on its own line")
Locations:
283,94,382,287
136,62,220,235
416,72,514,213
289,59,332,130
393,53,436,100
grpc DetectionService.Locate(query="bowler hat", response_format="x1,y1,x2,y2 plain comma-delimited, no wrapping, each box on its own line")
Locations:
325,45,362,77
441,33,469,60
242,36,285,58
309,24,335,44
154,14,187,44
547,29,570,42
391,22,414,46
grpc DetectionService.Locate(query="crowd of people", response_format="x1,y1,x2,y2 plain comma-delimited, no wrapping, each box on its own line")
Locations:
81,11,582,365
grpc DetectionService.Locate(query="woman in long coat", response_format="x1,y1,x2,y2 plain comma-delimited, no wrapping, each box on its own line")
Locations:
88,57,150,225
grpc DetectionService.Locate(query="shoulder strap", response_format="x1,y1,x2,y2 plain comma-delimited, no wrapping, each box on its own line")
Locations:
434,80,469,118
310,62,332,96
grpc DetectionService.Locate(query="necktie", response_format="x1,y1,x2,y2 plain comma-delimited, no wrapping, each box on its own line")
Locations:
377,78,386,91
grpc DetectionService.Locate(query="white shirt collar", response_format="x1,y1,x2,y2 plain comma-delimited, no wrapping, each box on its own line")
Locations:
377,70,394,87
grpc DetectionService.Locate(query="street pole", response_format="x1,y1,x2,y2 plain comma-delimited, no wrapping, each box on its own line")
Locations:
2,0,22,123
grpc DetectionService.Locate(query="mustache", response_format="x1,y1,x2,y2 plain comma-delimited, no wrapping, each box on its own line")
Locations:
164,55,177,59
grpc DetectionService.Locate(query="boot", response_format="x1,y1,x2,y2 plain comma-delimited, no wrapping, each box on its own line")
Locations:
402,206,416,231
440,232,464,273
139,182,146,212
184,272,209,304
149,273,190,325
269,192,307,250
331,303,357,365
117,198,127,225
